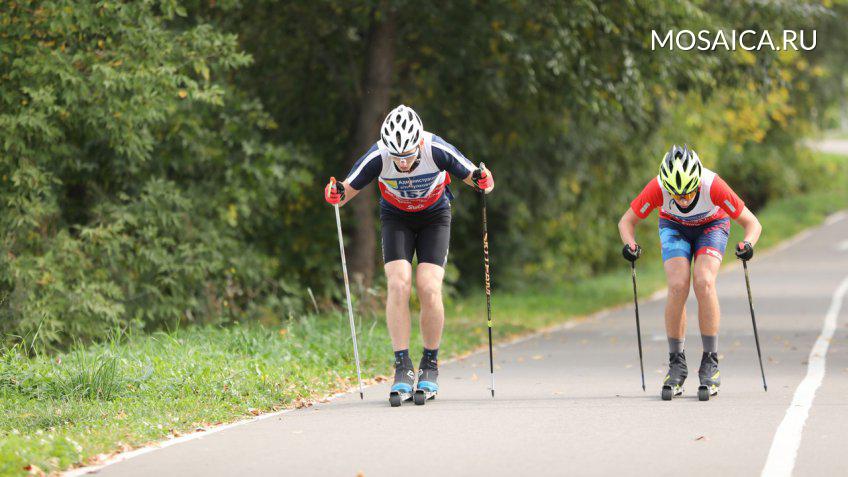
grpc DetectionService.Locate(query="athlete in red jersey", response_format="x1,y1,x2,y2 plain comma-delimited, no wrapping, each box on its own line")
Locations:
618,145,762,399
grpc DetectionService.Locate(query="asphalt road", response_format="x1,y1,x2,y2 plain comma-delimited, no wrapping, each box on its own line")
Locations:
89,212,848,477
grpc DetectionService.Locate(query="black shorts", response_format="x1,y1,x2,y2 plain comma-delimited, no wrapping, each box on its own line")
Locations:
381,207,451,267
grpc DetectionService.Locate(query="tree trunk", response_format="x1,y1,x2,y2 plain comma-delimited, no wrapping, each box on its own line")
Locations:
348,2,396,288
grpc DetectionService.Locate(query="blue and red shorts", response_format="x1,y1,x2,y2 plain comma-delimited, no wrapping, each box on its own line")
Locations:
658,217,730,262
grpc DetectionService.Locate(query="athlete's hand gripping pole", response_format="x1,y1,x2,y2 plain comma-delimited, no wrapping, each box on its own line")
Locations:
474,163,495,398
331,177,365,399
628,251,647,392
741,258,768,392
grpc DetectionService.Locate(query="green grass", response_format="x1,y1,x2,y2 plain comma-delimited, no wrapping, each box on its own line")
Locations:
1,152,846,476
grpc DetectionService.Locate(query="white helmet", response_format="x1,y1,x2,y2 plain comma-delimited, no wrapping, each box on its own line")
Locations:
380,104,423,155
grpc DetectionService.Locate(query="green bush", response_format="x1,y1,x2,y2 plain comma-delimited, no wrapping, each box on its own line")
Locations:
0,1,311,349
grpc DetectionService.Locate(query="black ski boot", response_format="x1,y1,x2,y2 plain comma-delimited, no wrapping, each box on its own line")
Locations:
698,352,720,401
389,356,415,407
661,351,688,401
414,357,439,405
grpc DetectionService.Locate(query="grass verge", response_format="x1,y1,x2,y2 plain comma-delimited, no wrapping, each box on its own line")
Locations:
1,152,846,476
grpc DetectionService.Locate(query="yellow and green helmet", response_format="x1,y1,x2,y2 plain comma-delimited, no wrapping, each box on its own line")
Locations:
659,144,702,195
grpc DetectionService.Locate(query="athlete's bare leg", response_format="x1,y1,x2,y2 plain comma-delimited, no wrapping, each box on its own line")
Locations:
416,262,446,350
664,257,691,340
385,259,412,351
692,254,722,336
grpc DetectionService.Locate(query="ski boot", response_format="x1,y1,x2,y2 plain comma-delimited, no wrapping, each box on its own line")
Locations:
414,357,439,405
661,351,688,401
389,356,416,407
698,352,720,401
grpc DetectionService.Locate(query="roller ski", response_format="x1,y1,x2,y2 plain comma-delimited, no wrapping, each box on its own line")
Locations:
697,352,720,401
413,359,439,405
661,351,688,401
389,357,416,407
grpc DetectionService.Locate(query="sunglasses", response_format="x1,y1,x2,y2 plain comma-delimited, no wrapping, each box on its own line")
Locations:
671,190,697,201
390,148,419,161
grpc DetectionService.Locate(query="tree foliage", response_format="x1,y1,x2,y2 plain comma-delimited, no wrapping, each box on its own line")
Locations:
0,0,844,348
1,1,310,349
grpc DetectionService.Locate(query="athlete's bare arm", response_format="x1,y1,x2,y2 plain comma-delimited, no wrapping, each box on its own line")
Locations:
734,206,762,247
336,181,360,207
618,208,642,249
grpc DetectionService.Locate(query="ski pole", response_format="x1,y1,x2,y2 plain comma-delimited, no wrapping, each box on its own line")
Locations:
630,261,646,392
743,260,767,391
474,163,495,398
331,178,364,399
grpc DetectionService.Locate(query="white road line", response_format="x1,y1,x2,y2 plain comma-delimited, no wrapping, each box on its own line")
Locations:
62,405,298,477
838,240,848,251
761,275,848,477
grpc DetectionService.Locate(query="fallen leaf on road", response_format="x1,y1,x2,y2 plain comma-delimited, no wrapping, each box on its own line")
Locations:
248,408,261,416
471,373,479,381
357,472,365,477
517,357,525,363
531,355,543,360
695,435,708,441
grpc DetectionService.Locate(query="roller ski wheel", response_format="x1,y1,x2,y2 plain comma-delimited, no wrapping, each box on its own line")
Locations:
698,352,720,402
389,390,412,407
389,357,416,407
697,385,718,401
414,365,439,406
413,389,436,405
661,384,683,401
661,351,687,401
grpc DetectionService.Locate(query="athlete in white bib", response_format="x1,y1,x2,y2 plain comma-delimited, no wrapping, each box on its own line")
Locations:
324,105,494,405
618,145,762,399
